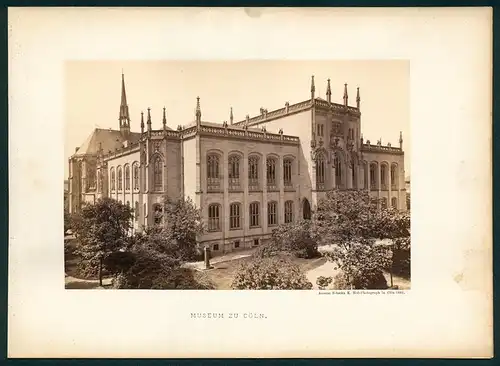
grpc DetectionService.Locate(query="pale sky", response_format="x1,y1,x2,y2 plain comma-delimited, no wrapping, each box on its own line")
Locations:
65,60,410,178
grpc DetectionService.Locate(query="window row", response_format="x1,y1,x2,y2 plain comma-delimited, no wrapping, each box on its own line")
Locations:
107,157,164,193
207,201,295,231
208,154,294,192
315,155,400,191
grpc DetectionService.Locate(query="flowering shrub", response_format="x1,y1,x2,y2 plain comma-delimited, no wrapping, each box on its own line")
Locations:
232,256,313,290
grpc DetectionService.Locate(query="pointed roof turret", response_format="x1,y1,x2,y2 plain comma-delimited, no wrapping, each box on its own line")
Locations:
399,131,403,149
163,107,167,130
230,107,234,125
195,97,201,126
140,111,145,133
310,75,315,100
147,108,152,131
326,79,332,103
356,87,361,110
343,83,348,106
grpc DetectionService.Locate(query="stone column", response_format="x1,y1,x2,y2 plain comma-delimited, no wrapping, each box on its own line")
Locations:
222,151,229,252
262,155,268,233
278,155,284,224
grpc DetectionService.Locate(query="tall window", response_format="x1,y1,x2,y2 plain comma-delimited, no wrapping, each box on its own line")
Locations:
370,163,377,190
207,154,220,191
97,171,101,193
248,155,260,190
228,155,240,190
153,204,163,225
134,201,139,221
381,164,387,188
117,166,123,191
316,153,325,189
230,203,241,229
391,197,397,209
133,164,139,190
381,197,388,209
334,156,342,187
284,200,294,223
317,124,324,137
153,156,163,191
249,202,260,227
267,201,277,226
110,168,116,191
266,157,277,189
125,165,131,191
283,158,292,187
208,204,221,232
351,162,356,187
391,164,398,189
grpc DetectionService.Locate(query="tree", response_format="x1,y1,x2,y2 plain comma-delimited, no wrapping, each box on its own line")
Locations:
64,209,72,235
313,189,408,289
71,198,134,286
232,256,313,290
254,220,319,259
161,196,205,260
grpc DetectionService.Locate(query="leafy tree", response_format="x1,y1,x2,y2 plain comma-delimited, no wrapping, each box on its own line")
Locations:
313,189,409,289
71,198,134,286
159,196,205,260
316,276,333,290
254,220,319,259
406,192,411,210
232,256,313,290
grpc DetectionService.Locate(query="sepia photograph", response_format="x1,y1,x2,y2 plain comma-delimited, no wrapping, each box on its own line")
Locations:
64,60,411,291
9,7,491,358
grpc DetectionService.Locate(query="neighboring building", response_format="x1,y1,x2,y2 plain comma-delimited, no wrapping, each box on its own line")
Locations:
68,74,407,255
64,179,69,212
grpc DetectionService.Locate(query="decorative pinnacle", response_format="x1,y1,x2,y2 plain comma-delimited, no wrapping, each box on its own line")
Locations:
140,111,144,127
343,83,348,105
311,75,315,93
326,79,331,95
163,107,167,126
230,107,234,124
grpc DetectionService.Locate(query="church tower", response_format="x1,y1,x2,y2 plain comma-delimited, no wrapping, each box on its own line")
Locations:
119,72,131,139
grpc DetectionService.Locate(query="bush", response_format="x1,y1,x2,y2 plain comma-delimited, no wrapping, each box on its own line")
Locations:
316,276,333,290
232,256,313,290
254,220,320,259
333,270,388,290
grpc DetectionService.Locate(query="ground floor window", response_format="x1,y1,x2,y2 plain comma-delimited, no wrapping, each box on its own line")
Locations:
234,241,240,249
253,239,259,246
213,244,219,251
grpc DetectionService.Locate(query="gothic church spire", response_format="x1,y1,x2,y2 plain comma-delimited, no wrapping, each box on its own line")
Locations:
119,72,131,137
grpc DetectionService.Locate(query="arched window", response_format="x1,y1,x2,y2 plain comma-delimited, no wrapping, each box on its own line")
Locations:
110,168,116,191
266,157,277,190
228,155,240,190
229,203,241,229
248,155,260,191
249,202,260,227
133,163,140,190
134,201,139,221
303,199,311,220
208,204,221,232
391,164,398,190
117,166,123,191
381,164,388,189
316,153,325,189
124,165,131,191
334,155,342,187
153,156,163,191
283,158,293,187
153,203,163,225
207,154,220,191
391,197,398,209
267,201,278,226
370,163,377,190
284,200,294,223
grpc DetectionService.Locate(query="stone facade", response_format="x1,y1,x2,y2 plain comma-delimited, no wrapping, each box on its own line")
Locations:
68,75,407,255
